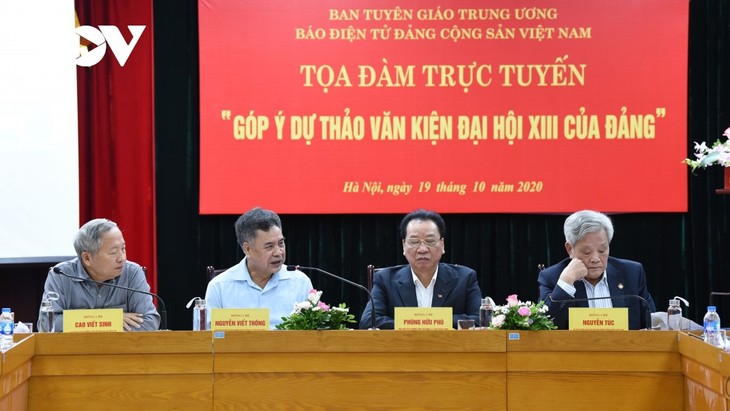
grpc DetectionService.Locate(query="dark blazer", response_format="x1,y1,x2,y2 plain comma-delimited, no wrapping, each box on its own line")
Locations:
538,257,656,330
360,263,482,329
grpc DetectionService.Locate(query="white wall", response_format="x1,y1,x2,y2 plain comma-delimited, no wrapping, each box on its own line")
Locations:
0,1,79,262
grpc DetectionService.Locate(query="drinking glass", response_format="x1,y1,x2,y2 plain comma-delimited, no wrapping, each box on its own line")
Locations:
39,300,55,333
457,319,476,330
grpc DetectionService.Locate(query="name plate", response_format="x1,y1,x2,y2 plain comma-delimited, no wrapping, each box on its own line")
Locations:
394,307,452,330
63,308,123,332
569,307,628,330
210,308,269,330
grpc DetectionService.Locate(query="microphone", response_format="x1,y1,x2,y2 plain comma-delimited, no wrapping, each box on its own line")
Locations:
52,267,167,330
287,265,377,330
548,294,653,330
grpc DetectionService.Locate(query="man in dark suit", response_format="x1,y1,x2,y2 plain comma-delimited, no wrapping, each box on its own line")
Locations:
360,209,483,329
538,210,656,330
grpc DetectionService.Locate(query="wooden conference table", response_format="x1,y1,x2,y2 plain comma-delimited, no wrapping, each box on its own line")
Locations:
0,330,725,410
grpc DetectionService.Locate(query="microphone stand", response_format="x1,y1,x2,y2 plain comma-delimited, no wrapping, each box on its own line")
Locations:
289,265,377,330
549,294,652,330
53,267,167,330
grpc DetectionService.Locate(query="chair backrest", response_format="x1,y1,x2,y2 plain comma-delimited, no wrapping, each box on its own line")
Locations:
367,264,407,290
206,266,227,281
367,264,377,290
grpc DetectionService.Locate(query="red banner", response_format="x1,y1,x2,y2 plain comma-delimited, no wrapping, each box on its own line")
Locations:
199,0,688,214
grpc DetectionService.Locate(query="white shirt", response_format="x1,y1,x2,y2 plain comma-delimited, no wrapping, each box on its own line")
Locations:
412,267,438,308
205,258,313,329
557,272,613,308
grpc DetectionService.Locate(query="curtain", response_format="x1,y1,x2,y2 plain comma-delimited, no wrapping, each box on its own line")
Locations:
76,0,157,292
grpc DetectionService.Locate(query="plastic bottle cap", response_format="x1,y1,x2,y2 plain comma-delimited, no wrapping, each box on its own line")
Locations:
708,306,717,311
1,308,9,313
669,299,680,305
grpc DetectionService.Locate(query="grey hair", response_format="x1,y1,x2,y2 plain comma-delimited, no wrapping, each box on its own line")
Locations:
563,210,614,246
234,207,282,247
73,218,119,258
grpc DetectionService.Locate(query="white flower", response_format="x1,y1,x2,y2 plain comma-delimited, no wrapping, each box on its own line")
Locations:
487,296,556,330
292,301,311,313
277,290,356,330
694,141,709,153
686,127,730,170
307,289,322,304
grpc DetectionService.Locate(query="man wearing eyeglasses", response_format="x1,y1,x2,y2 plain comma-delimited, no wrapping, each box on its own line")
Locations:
360,209,483,329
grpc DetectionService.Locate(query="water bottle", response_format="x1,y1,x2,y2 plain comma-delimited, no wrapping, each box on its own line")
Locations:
703,306,722,347
193,298,207,331
666,299,682,330
0,308,14,351
479,297,494,329
39,299,56,333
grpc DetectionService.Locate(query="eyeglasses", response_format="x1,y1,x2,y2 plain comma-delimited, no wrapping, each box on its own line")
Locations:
404,238,442,248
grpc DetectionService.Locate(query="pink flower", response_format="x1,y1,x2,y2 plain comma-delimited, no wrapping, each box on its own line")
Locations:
724,127,730,139
518,306,531,317
506,294,519,307
317,301,330,311
492,314,505,327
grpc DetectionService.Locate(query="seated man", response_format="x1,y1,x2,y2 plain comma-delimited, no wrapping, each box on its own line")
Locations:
39,218,160,332
360,209,483,329
538,210,656,330
205,207,313,329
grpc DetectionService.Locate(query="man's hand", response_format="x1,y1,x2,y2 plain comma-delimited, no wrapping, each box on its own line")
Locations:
123,312,144,331
558,258,588,285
